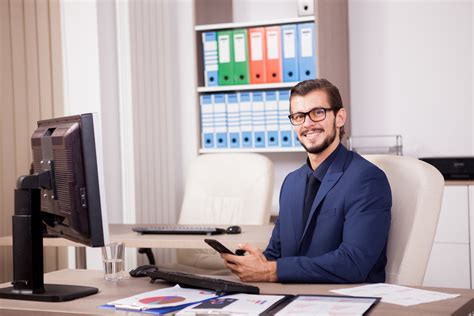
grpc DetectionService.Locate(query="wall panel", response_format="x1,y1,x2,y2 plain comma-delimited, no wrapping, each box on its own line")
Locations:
0,0,64,283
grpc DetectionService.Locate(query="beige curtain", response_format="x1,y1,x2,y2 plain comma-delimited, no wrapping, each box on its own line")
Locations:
0,0,66,283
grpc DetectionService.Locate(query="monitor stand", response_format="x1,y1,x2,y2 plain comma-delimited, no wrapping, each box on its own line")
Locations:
0,174,98,302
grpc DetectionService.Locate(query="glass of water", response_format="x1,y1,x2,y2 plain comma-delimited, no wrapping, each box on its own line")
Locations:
101,242,126,281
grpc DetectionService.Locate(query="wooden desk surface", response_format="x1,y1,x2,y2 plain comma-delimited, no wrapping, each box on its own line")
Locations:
0,269,473,315
0,224,274,249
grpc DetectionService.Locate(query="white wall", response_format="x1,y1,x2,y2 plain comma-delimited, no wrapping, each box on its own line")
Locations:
349,0,473,157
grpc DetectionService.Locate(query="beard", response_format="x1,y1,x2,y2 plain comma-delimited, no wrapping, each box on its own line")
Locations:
299,120,337,154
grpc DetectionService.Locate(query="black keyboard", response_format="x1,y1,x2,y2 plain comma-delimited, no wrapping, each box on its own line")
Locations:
132,225,225,235
148,269,260,295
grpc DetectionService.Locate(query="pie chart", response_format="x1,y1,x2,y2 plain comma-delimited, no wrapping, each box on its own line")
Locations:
139,295,186,305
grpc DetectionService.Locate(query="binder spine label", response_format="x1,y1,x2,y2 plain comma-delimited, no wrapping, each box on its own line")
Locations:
267,30,279,60
218,35,231,63
283,30,296,58
234,34,246,62
250,33,263,61
300,28,313,57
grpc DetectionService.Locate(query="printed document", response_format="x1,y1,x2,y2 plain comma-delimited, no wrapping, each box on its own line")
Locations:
105,285,217,312
177,293,286,315
331,283,459,306
275,295,378,315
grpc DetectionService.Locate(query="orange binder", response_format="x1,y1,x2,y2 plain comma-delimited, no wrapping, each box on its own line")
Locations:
248,27,266,84
265,26,282,83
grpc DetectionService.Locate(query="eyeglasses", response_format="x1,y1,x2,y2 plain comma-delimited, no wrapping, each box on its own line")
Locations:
288,107,335,126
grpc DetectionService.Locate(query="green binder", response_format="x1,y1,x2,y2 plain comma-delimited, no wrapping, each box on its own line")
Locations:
232,29,250,85
217,30,234,85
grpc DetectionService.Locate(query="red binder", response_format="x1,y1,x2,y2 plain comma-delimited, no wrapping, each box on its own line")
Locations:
265,26,282,83
248,27,267,84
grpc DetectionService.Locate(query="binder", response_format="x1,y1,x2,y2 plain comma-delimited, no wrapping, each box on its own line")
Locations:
251,91,266,148
217,30,234,85
226,93,240,148
248,27,266,84
213,93,228,148
200,94,215,148
264,91,279,147
265,26,282,83
281,24,299,82
201,32,218,86
232,29,249,85
277,90,293,147
298,22,317,80
239,92,253,148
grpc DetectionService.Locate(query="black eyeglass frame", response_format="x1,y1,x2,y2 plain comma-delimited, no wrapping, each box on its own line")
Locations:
288,107,336,126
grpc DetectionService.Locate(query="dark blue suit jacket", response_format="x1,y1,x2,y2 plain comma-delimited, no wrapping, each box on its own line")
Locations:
264,145,391,283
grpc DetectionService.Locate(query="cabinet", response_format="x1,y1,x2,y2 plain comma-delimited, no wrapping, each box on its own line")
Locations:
423,182,474,289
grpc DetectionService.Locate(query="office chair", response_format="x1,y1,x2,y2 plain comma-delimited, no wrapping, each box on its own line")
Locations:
363,155,444,286
139,153,274,271
176,153,274,270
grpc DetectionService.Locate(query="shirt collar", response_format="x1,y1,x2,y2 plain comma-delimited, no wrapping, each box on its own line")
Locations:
305,143,343,182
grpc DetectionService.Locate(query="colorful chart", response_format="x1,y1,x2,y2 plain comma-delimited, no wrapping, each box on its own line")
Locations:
138,295,186,305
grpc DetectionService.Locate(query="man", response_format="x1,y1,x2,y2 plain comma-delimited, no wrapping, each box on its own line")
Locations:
222,79,392,283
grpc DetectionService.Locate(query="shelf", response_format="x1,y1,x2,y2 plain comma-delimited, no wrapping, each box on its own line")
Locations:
199,147,305,154
197,82,298,93
195,16,315,32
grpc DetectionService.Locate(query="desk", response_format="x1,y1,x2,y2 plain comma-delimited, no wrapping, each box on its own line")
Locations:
0,224,274,268
0,269,473,315
0,224,274,249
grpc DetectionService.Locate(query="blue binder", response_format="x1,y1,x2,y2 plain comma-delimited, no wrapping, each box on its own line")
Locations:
277,90,293,147
213,93,228,148
298,22,316,80
200,94,214,148
251,92,266,148
226,93,240,148
281,24,299,82
264,91,279,147
202,32,218,86
239,92,253,148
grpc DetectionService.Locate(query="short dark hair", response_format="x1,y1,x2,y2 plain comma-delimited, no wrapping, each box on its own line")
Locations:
290,78,345,140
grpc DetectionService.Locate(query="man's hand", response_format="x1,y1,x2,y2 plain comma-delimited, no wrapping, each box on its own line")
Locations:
221,243,278,282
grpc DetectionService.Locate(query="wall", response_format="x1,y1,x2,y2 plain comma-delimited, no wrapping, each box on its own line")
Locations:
0,0,66,283
349,0,473,157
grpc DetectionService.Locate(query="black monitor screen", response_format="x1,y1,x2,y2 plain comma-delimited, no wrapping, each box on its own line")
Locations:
32,113,109,247
0,113,109,302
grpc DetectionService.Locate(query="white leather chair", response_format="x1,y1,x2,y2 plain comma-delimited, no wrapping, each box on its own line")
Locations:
364,155,444,286
176,153,274,270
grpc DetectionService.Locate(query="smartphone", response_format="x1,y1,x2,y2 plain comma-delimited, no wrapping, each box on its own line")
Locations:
204,239,244,255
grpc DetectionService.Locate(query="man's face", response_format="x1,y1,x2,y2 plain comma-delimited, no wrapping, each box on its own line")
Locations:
290,90,344,154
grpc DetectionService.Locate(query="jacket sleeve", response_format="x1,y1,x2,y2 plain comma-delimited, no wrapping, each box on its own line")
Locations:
276,169,392,283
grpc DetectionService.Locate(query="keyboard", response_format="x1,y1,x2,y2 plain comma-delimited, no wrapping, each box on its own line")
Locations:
148,269,260,295
132,225,225,235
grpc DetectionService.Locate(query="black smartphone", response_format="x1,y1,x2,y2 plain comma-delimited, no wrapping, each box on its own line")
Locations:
204,239,243,255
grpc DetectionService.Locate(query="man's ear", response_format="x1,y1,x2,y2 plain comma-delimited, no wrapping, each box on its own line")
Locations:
335,108,346,128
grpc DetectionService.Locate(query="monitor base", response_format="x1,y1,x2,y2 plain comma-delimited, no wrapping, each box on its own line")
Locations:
0,283,98,302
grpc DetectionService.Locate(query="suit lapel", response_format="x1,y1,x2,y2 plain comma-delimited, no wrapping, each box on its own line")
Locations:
298,146,351,245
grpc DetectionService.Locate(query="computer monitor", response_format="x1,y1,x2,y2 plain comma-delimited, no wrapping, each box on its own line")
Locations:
0,113,109,302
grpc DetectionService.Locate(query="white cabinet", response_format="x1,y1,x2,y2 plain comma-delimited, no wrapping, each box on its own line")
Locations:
423,183,473,289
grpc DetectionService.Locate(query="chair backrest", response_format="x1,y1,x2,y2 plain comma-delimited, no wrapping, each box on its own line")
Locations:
363,155,444,286
177,153,274,269
178,153,274,225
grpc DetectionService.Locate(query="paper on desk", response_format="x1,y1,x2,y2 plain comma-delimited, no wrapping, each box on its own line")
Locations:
275,295,378,316
176,293,286,315
106,285,217,311
331,283,459,306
